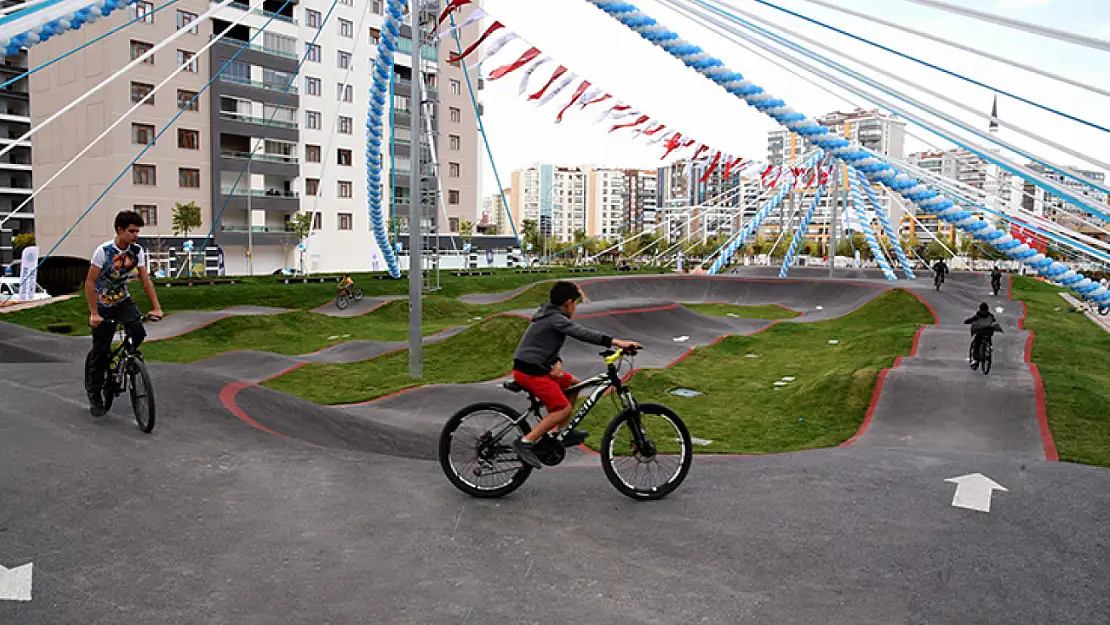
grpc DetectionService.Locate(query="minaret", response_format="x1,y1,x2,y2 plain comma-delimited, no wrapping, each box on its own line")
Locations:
989,94,999,134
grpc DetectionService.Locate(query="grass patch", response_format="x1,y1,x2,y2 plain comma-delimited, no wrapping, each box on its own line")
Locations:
1,265,661,336
575,289,933,454
262,315,528,404
140,284,550,364
684,303,800,320
1012,276,1110,468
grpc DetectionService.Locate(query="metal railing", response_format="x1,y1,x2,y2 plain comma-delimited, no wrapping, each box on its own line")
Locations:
215,36,299,60
220,186,300,198
221,224,295,233
218,110,298,129
394,37,439,63
219,149,298,164
219,74,298,95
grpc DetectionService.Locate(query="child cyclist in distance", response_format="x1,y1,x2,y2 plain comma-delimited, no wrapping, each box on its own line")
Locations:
511,281,640,469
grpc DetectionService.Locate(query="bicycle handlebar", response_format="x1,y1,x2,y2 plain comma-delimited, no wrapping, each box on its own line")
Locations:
140,313,162,323
601,345,641,365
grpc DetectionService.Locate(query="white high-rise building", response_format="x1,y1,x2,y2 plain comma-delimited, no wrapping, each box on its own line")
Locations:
509,164,587,243
585,167,627,241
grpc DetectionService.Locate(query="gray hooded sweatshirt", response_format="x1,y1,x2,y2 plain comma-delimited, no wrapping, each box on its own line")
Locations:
512,302,613,376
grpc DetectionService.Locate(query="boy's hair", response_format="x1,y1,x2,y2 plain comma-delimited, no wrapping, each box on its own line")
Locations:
978,302,990,314
114,210,145,232
550,281,581,307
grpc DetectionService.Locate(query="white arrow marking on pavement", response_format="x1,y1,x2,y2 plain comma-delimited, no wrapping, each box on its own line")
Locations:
0,563,32,601
944,473,1008,513
673,335,690,343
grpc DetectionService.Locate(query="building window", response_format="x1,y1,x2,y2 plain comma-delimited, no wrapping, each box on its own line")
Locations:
306,110,321,129
132,123,156,145
133,1,154,23
448,190,460,205
337,50,351,69
176,10,198,33
336,82,352,102
226,60,249,82
135,205,157,226
313,212,323,230
368,27,380,44
449,162,460,178
449,107,460,123
177,50,197,73
306,145,321,163
306,76,321,96
306,8,321,27
179,168,200,188
131,82,154,104
337,149,352,166
305,178,319,196
130,40,153,63
306,43,321,62
338,213,353,230
337,181,352,198
339,0,352,5
450,79,461,95
133,165,156,186
338,116,352,134
449,134,460,151
449,217,459,232
177,90,199,111
372,0,381,13
263,32,296,56
177,128,199,150
339,18,353,37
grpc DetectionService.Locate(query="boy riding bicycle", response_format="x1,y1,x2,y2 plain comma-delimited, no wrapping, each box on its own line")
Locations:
84,210,164,416
964,302,1002,370
338,275,354,294
511,281,640,468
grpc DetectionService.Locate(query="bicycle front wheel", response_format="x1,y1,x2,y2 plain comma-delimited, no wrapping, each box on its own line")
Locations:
601,403,692,501
439,402,533,498
336,293,349,310
352,288,364,301
981,346,992,376
128,358,156,433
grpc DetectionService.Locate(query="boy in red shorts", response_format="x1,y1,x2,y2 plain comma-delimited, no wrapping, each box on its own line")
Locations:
511,281,640,468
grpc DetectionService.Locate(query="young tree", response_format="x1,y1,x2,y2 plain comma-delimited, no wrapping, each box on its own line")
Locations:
12,232,34,253
521,218,540,253
925,239,953,261
172,201,202,238
287,211,314,273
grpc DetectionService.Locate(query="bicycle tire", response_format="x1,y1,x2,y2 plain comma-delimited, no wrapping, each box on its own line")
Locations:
352,288,364,301
336,293,349,310
439,402,533,498
128,358,156,433
1099,305,1110,317
600,403,693,501
981,346,992,376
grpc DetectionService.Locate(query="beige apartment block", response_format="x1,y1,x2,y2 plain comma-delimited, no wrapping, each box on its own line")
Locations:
436,1,482,234
29,1,213,263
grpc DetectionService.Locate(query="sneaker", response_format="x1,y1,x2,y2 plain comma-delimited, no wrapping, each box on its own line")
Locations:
560,428,590,448
88,391,106,418
970,361,979,370
512,437,543,469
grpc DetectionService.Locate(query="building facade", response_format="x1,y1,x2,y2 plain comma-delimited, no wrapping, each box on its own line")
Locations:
621,169,657,234
508,163,588,243
1021,163,1108,230
0,1,33,267
28,0,480,276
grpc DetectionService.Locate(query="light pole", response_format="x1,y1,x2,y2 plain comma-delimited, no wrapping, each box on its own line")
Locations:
407,0,423,378
247,140,253,276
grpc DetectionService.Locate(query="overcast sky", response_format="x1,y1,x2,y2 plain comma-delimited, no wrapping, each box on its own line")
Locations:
470,0,1110,202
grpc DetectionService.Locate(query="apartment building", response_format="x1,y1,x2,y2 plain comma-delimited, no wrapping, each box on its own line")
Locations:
584,167,626,240
508,163,588,243
621,169,657,234
1021,163,1108,230
655,158,749,243
0,0,33,266
29,0,480,276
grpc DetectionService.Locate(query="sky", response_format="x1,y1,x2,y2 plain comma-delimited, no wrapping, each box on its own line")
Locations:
468,0,1110,205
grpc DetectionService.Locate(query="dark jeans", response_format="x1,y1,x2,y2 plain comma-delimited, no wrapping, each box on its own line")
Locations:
84,299,146,394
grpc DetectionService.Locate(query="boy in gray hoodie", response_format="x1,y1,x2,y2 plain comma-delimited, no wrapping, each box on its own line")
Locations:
511,281,640,468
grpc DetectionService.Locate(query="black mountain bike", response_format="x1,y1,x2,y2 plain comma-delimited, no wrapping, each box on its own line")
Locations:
335,285,364,310
102,314,159,433
992,279,1001,297
439,346,693,501
934,272,945,291
970,334,999,376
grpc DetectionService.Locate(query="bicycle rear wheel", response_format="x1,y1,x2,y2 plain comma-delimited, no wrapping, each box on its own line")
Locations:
352,287,364,301
439,402,533,498
336,293,349,310
601,403,692,501
981,345,992,376
128,358,156,433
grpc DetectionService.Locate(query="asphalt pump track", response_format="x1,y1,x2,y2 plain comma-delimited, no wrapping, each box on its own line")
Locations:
1,273,1107,624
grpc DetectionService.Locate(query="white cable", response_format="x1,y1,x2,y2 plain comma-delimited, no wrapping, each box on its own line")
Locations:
0,0,260,229
718,0,1110,175
896,0,1110,54
0,0,235,164
794,0,1110,99
678,0,1110,220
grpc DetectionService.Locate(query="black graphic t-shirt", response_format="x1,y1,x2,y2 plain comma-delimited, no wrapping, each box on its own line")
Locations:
90,240,146,308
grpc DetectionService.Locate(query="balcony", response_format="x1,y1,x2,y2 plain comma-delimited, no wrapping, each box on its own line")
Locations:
228,2,298,24
218,110,298,130
216,36,299,60
220,74,298,95
394,37,439,63
221,186,299,198
218,224,297,246
394,78,437,99
220,149,298,164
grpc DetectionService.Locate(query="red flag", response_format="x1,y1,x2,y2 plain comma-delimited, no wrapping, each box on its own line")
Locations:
643,123,666,136
761,164,775,178
581,93,611,109
724,157,744,178
447,21,503,64
700,151,722,183
556,80,591,123
662,132,684,159
529,66,567,100
692,145,709,161
610,114,649,133
488,47,541,81
436,0,472,29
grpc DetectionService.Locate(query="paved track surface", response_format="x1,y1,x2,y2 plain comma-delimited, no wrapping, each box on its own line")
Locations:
2,273,1108,624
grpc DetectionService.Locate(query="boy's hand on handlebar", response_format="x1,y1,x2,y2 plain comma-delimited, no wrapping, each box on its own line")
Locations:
613,339,641,350
150,308,164,320
89,313,103,329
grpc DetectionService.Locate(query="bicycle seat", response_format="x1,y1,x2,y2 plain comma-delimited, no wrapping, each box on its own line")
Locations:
502,380,524,393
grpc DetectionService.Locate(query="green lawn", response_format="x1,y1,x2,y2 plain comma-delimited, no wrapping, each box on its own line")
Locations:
684,303,800,320
262,315,529,404
264,289,932,456
140,285,550,363
3,265,657,336
1012,276,1110,467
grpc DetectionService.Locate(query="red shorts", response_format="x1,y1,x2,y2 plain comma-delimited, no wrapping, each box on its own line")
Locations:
513,369,577,412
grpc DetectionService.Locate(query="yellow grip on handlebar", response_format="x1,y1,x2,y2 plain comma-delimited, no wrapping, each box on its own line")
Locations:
604,349,624,366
